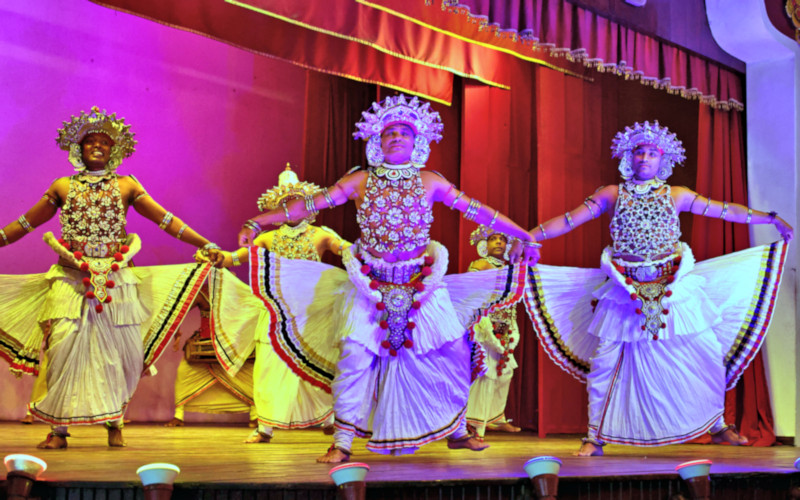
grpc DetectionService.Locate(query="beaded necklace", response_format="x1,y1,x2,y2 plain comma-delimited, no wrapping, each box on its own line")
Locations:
271,222,319,261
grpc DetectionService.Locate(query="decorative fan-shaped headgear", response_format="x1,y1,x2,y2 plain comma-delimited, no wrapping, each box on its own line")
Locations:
257,163,322,212
56,106,136,173
353,94,444,167
469,225,510,259
611,121,686,181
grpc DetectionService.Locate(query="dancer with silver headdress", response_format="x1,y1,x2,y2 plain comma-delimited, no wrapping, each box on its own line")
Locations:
0,107,222,448
212,165,349,443
466,226,523,440
522,121,792,456
237,94,540,462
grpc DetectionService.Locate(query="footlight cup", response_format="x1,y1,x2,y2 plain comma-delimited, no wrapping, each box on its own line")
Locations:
676,459,712,500
4,454,47,500
136,463,180,500
329,462,370,500
794,457,800,471
523,456,562,500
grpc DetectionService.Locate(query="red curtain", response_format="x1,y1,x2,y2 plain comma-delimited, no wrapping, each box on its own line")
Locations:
687,106,776,446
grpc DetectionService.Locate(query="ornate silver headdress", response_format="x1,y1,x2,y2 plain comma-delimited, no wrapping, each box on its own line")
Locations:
611,121,686,180
257,163,321,214
469,225,510,259
56,106,136,173
353,94,444,167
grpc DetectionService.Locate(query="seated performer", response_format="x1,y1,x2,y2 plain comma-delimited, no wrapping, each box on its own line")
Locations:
214,165,348,443
237,94,540,463
163,290,258,428
523,121,793,457
0,106,221,449
466,226,523,440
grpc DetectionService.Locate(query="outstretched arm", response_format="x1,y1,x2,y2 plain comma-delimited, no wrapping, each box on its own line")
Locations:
529,185,616,242
129,179,223,265
429,173,540,266
673,186,794,241
321,227,351,257
0,179,64,248
237,171,365,246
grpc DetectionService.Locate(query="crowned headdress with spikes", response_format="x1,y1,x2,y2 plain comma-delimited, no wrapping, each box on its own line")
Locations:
353,94,444,167
611,121,686,181
56,106,136,173
257,163,322,215
469,225,511,260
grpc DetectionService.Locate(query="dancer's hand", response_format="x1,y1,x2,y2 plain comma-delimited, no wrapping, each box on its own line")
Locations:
774,216,794,242
238,226,257,246
508,239,541,266
521,243,541,267
207,248,224,267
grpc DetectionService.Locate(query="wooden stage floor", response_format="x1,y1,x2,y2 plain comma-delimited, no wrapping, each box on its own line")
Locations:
1,422,799,499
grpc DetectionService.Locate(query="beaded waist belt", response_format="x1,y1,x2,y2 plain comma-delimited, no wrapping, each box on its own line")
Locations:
614,255,681,283
65,240,123,258
361,252,425,285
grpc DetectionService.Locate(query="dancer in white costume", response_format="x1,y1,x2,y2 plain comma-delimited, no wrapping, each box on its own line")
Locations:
466,226,523,440
522,121,793,456
237,95,540,462
214,165,349,443
163,291,258,429
0,107,222,449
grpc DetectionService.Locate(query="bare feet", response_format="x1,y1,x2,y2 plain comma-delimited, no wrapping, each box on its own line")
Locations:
447,436,490,451
37,433,68,449
20,414,35,425
322,425,335,436
244,430,272,444
711,426,749,446
573,441,603,457
107,427,127,447
316,446,350,463
163,418,184,427
248,419,258,428
489,421,521,433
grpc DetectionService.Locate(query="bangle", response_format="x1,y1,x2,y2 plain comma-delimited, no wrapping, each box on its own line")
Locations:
231,252,241,267
463,199,482,221
0,229,8,246
281,201,291,221
449,191,464,210
564,212,575,229
719,202,729,221
583,199,598,219
201,242,220,257
539,224,548,241
304,195,319,216
489,209,499,228
243,219,262,234
745,208,752,224
18,215,34,233
702,199,711,216
133,192,149,204
159,212,174,230
523,239,542,249
688,193,701,213
42,194,59,207
176,224,188,240
321,188,335,209
768,211,778,223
